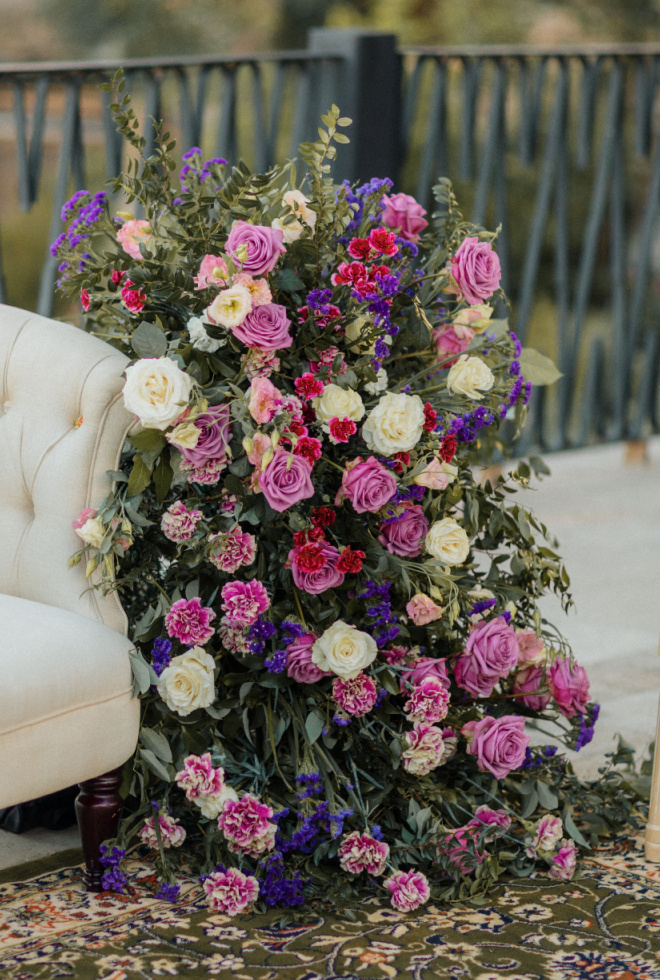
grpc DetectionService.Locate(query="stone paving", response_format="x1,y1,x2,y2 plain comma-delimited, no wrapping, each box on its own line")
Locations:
2,438,659,870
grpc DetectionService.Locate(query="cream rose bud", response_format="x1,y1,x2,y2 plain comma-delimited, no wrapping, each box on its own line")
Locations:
156,647,216,716
425,518,470,565
362,391,426,456
187,315,225,353
206,285,252,329
197,784,239,820
312,621,378,680
446,354,495,401
78,517,105,548
364,367,388,396
123,356,193,431
272,216,304,244
283,189,317,229
167,421,200,450
312,383,365,424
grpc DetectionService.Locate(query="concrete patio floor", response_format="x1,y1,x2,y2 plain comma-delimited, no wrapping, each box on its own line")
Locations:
2,438,659,871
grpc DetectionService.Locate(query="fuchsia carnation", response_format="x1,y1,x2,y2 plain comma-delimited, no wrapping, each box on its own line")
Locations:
286,632,332,684
547,657,591,718
289,542,345,594
209,526,256,573
384,869,430,912
225,219,286,275
548,839,578,880
175,753,224,800
180,404,231,468
338,830,390,875
404,677,450,724
378,504,429,558
203,868,259,915
440,826,486,877
165,597,216,646
467,805,512,832
462,714,529,780
138,813,186,849
217,792,277,857
453,615,520,697
161,500,202,542
221,579,270,627
400,656,450,692
332,672,378,717
450,236,502,305
260,451,315,512
336,456,398,513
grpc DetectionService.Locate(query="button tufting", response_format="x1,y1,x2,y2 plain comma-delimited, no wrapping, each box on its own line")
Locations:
2,399,10,414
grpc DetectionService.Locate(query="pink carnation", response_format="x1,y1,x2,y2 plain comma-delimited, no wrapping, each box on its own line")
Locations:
462,714,529,780
382,645,411,666
286,632,332,684
381,192,428,242
406,594,443,626
217,793,277,857
450,236,502,306
528,815,564,855
138,812,186,849
161,500,203,542
404,677,450,724
402,724,447,776
400,656,450,692
333,672,378,717
218,618,250,654
194,254,229,289
175,753,225,800
121,279,146,313
547,657,591,718
467,805,512,833
440,826,486,877
203,867,259,915
338,830,389,875
548,839,578,880
289,542,345,595
248,376,283,424
181,457,226,485
512,665,551,711
165,597,216,646
221,579,270,628
116,218,153,260
384,869,430,912
260,451,315,513
72,507,97,534
209,527,257,573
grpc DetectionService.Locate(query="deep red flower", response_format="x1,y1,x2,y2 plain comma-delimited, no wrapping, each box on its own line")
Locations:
294,544,326,573
80,288,90,311
337,546,366,574
368,228,399,256
331,261,367,286
284,419,308,438
392,451,411,475
293,436,323,465
301,403,317,425
111,269,126,285
307,525,326,542
294,373,325,400
297,305,310,323
423,402,437,433
310,506,336,527
293,530,308,548
439,435,457,462
347,238,373,260
121,280,146,313
328,417,357,444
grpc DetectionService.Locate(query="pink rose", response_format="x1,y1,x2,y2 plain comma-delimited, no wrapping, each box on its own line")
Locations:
450,236,501,306
333,672,378,717
165,597,216,646
433,324,470,366
381,192,428,242
516,629,546,666
512,665,550,712
453,616,520,697
180,404,231,468
547,657,590,718
548,839,578,880
225,220,286,275
194,254,229,289
467,805,512,832
413,457,453,491
378,504,429,558
260,451,315,513
400,656,450,692
286,631,332,684
406,594,443,626
384,869,430,912
338,830,389,875
161,500,202,543
72,507,97,534
116,218,152,260
220,579,270,628
138,812,186,849
404,677,450,724
175,753,225,800
203,868,259,915
289,543,345,595
248,376,283,424
217,792,276,857
462,714,529,780
336,456,397,514
230,303,293,351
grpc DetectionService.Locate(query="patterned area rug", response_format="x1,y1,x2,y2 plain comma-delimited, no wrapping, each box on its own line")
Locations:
1,836,660,979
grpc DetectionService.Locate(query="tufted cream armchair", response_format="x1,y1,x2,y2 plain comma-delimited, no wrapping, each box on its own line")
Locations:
0,304,140,889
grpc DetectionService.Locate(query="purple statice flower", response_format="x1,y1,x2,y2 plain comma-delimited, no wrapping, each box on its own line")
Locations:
99,845,128,894
510,330,523,358
182,146,203,161
50,232,67,257
280,621,306,643
501,610,512,624
264,648,288,673
395,236,419,257
509,360,520,376
544,745,558,757
374,688,387,709
258,852,307,907
523,381,532,406
155,882,180,902
247,616,277,655
151,638,172,677
295,772,323,800
468,597,497,618
333,712,352,727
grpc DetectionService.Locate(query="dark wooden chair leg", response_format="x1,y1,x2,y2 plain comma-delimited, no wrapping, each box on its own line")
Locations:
75,767,123,892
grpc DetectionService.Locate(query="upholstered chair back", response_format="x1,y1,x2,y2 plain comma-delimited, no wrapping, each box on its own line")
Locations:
0,305,133,634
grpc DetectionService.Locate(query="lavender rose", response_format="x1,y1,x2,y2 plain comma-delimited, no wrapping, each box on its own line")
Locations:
288,543,345,595
381,192,428,242
512,665,551,712
260,451,314,512
378,505,429,558
230,303,293,351
463,714,529,780
336,456,398,514
450,237,501,306
286,632,332,684
400,656,451,692
453,615,520,697
180,404,231,467
225,219,286,276
547,657,590,718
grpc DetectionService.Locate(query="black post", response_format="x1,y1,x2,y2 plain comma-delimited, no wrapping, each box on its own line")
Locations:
309,28,402,185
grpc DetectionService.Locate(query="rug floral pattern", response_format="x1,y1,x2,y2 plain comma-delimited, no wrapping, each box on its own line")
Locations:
1,836,660,979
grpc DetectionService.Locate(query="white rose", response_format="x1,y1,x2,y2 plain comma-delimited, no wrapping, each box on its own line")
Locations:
453,304,493,336
446,354,495,401
123,356,193,431
197,784,239,820
272,216,304,244
283,189,317,229
312,620,377,679
206,285,252,329
78,517,105,548
156,647,216,716
425,518,470,565
362,391,425,455
413,458,457,491
188,315,225,353
312,383,365,424
344,316,374,353
364,367,388,395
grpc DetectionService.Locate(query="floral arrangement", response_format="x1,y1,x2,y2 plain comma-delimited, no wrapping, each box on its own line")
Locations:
52,74,611,915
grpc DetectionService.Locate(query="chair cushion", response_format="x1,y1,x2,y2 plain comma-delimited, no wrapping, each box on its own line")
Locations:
0,593,135,736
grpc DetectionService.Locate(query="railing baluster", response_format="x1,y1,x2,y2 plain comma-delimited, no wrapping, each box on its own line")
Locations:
415,58,446,207
251,62,267,173
472,59,505,226
290,63,311,161
459,57,481,180
266,61,287,164
217,66,237,163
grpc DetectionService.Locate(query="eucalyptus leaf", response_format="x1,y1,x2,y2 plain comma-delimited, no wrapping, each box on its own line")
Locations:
132,320,168,358
518,348,563,386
